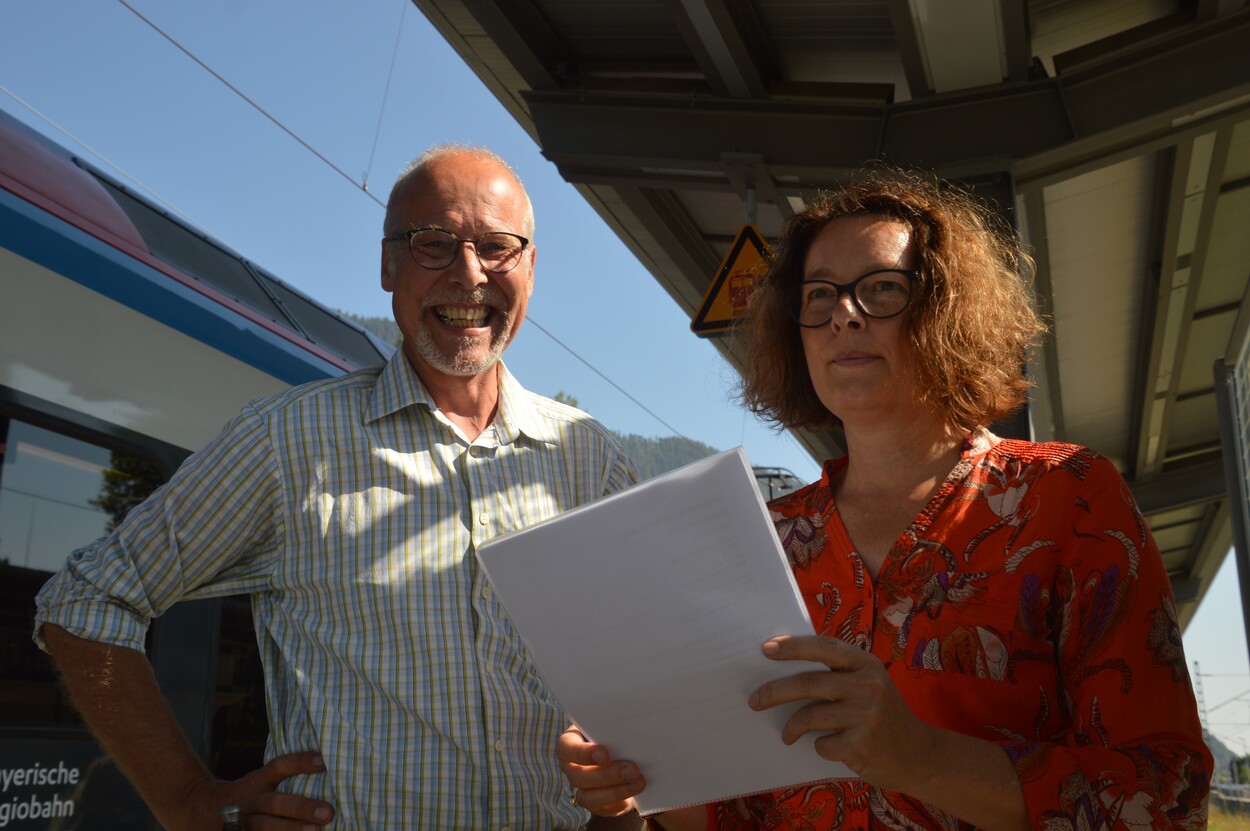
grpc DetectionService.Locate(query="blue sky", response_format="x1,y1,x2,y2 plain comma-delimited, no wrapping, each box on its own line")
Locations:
3,0,1247,756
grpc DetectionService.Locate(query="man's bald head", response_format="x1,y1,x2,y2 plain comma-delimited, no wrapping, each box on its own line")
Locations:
383,144,535,240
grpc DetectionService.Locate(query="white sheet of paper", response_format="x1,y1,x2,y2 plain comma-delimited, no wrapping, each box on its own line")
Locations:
476,447,855,815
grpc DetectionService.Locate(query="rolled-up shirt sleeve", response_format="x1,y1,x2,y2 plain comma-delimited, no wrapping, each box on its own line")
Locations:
34,403,284,653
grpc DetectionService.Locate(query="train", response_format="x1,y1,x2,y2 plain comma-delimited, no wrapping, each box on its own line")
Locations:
0,106,391,829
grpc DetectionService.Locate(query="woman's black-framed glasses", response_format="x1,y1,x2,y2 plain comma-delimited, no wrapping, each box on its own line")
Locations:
786,269,918,327
383,227,530,273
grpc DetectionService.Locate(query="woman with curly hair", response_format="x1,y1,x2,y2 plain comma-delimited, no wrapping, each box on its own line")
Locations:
560,169,1212,830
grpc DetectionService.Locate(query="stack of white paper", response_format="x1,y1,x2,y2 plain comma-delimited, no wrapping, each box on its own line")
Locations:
476,448,854,815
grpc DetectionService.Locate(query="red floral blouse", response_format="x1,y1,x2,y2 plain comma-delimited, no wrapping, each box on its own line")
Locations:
709,429,1212,830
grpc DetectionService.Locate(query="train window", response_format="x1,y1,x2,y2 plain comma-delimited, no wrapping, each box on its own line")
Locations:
84,170,392,371
90,175,293,329
2,414,268,804
0,416,165,726
262,273,390,368
0,419,164,573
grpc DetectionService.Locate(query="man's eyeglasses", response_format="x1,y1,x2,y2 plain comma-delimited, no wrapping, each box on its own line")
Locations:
383,227,530,273
786,269,918,327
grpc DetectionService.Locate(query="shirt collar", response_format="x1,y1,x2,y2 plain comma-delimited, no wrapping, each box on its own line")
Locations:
367,352,560,446
495,362,561,446
367,351,434,423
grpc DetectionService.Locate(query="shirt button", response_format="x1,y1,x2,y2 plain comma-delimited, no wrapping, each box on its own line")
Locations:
481,586,492,600
495,739,505,752
479,512,489,525
501,826,511,831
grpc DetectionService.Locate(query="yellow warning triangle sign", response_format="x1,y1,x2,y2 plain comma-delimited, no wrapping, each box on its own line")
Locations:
690,224,771,338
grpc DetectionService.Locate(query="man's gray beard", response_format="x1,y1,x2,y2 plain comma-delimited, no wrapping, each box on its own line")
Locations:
411,317,513,377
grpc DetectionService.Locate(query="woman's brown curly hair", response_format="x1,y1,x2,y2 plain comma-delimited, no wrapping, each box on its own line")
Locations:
737,168,1046,432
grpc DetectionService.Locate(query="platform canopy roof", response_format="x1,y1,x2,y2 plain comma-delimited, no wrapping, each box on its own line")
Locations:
413,0,1250,628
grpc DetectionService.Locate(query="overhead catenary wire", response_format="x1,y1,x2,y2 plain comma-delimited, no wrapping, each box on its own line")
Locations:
524,319,703,450
362,0,408,193
116,0,382,207
28,0,712,450
1207,687,1250,714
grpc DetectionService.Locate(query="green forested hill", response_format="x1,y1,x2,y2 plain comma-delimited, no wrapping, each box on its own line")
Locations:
341,311,401,348
610,432,718,480
339,313,721,478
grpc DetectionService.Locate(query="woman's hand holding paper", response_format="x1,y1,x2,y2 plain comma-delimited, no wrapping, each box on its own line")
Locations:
747,635,934,793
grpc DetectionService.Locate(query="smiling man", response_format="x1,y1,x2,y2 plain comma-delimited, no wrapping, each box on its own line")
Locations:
36,145,638,830
382,148,536,424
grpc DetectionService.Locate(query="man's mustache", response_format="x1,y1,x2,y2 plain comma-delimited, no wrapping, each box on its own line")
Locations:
423,286,509,310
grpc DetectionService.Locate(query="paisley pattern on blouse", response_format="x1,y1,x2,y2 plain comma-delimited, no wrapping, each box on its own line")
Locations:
710,429,1212,830
775,510,828,572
